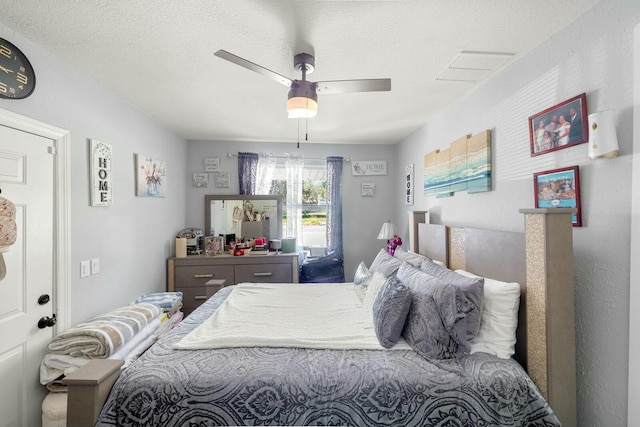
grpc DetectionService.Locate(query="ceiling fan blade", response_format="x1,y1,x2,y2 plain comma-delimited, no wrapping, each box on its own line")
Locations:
214,49,292,87
315,78,391,94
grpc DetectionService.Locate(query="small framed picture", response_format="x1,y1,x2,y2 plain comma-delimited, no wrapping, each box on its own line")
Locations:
214,172,230,188
361,182,376,197
204,158,220,172
534,166,582,227
529,93,588,157
204,235,224,255
192,173,209,188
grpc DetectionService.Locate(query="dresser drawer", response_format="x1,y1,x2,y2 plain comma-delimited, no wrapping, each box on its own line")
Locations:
235,263,292,283
180,283,223,312
175,265,234,287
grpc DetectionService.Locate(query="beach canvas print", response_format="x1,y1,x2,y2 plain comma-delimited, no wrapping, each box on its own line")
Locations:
424,130,491,197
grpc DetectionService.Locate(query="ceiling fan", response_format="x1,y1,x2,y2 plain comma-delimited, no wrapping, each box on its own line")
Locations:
214,49,391,118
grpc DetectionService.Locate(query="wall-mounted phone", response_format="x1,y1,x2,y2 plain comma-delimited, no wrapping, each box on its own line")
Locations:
0,192,18,281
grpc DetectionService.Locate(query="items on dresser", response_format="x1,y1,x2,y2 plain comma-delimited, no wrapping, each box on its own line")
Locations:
177,228,205,255
167,252,299,316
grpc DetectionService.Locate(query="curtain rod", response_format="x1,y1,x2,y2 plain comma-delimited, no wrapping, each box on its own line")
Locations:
226,152,351,163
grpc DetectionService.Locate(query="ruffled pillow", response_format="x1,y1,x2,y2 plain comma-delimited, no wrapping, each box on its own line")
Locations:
372,276,412,348
397,263,472,359
420,259,484,341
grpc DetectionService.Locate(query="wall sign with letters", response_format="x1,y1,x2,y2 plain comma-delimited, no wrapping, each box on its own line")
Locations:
405,164,414,205
90,139,112,207
351,160,387,176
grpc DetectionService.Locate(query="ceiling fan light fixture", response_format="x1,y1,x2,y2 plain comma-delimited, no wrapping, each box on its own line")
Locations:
287,80,318,118
287,96,318,118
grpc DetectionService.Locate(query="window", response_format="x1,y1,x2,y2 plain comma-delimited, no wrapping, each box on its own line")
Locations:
269,158,327,247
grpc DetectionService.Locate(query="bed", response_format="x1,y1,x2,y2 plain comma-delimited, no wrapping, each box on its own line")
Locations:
69,208,576,426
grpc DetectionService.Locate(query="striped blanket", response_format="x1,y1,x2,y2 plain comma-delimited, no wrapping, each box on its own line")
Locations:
132,292,183,311
47,303,161,358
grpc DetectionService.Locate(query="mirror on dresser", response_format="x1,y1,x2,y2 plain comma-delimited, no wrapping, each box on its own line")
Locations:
204,195,283,245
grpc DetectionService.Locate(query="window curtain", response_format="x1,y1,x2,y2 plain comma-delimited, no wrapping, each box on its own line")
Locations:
284,153,304,242
326,156,343,259
237,152,258,195
256,153,277,195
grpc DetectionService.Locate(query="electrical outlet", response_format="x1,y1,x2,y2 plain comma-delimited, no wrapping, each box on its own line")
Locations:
80,261,90,278
91,258,100,275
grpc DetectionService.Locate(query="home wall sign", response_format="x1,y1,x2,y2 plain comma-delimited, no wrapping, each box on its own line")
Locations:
424,130,491,197
90,139,112,206
405,164,414,205
351,160,387,176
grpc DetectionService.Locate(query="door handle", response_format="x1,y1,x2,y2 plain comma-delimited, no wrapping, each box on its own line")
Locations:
38,314,57,329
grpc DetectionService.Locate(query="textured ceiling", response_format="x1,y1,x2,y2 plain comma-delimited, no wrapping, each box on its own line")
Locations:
0,0,599,144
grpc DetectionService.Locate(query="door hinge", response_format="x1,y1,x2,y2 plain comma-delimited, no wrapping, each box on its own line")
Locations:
48,146,56,155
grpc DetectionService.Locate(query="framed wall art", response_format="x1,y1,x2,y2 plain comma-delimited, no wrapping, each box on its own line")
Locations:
214,172,230,188
529,93,588,157
361,182,376,197
90,139,112,207
533,166,582,227
351,160,387,176
192,173,209,188
204,158,220,172
136,154,166,197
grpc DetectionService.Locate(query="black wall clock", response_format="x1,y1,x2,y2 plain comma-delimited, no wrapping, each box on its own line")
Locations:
0,38,36,99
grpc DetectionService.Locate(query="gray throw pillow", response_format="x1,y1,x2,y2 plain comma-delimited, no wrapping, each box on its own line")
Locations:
372,276,412,348
397,263,472,359
393,247,429,268
420,258,484,341
369,249,403,278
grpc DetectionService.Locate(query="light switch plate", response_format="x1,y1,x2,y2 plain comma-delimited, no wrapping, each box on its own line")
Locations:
91,258,100,275
80,261,90,278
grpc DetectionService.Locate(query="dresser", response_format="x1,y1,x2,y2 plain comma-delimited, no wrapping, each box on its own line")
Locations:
167,253,299,315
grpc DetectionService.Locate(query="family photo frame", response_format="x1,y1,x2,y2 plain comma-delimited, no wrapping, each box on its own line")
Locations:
533,166,582,227
529,93,588,157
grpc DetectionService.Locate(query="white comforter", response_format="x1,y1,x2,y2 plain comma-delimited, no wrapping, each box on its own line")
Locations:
174,283,411,351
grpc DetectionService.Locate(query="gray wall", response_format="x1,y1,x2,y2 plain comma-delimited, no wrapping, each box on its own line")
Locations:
186,140,396,279
396,1,638,425
0,24,188,324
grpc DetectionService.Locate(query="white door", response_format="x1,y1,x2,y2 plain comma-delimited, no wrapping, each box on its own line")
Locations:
0,124,55,427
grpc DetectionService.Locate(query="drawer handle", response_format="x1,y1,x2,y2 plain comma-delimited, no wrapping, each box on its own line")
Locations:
253,272,273,277
193,274,214,278
194,295,207,300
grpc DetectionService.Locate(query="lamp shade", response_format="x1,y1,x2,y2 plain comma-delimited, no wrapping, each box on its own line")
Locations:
588,110,619,159
377,221,396,240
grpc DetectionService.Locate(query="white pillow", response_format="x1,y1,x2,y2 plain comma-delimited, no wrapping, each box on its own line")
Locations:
363,271,387,310
455,269,520,359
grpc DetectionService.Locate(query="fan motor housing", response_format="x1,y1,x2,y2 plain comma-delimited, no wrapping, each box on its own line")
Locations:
294,53,315,74
288,80,317,102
